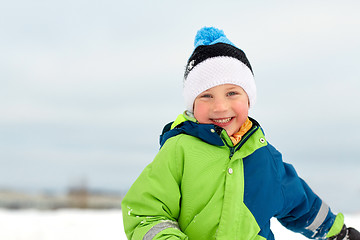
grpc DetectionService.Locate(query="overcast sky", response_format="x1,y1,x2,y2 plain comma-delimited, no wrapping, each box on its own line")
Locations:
1,0,360,211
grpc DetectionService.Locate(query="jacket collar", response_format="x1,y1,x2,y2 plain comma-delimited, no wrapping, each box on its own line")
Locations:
160,112,261,148
160,120,225,148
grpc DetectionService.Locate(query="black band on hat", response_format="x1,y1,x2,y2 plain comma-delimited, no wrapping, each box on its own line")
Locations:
184,43,253,79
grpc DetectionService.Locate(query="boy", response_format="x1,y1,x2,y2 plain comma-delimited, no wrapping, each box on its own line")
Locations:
121,27,360,240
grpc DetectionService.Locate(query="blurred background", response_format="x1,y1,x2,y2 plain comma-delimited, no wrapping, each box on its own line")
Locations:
1,0,360,214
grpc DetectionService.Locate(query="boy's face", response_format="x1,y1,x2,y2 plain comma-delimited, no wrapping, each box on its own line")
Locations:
193,84,249,136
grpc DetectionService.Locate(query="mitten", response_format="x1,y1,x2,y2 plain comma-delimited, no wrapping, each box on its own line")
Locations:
329,224,360,240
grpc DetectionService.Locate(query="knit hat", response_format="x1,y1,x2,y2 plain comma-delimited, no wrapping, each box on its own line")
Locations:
183,27,256,112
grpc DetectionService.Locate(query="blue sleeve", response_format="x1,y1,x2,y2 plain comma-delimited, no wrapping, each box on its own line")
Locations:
273,149,336,239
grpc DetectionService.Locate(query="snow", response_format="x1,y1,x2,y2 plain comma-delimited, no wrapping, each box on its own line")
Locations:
0,208,359,240
0,209,126,240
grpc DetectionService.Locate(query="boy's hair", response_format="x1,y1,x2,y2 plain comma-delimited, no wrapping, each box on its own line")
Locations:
183,27,256,112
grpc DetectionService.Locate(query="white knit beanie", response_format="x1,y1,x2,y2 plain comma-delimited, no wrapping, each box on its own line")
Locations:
183,27,256,112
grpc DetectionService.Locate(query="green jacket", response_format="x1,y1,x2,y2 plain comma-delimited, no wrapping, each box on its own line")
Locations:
121,114,343,240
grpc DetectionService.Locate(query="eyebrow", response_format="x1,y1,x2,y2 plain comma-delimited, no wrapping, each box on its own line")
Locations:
225,86,238,91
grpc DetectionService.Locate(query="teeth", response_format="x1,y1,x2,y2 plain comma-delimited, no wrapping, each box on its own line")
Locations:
212,117,232,123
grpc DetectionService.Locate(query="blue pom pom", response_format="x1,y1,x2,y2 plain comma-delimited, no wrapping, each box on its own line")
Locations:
194,27,235,48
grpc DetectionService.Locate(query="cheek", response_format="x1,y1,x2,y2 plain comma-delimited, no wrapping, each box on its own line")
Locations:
233,102,249,118
193,101,210,123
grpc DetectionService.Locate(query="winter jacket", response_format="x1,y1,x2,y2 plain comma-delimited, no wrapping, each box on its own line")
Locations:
121,113,343,240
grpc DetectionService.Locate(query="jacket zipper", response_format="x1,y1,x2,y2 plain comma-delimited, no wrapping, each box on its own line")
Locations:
229,147,235,159
226,125,259,159
237,126,259,150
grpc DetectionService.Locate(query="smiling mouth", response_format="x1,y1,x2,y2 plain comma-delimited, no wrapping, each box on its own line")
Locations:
211,117,233,124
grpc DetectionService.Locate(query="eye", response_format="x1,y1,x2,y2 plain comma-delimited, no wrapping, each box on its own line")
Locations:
200,93,212,98
227,91,238,96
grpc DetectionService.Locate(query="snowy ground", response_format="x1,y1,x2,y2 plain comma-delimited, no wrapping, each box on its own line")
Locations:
1,208,359,240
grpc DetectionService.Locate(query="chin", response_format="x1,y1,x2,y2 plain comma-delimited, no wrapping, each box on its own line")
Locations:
224,128,236,136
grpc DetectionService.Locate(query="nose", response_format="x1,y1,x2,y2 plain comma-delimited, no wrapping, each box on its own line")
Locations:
212,97,228,113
